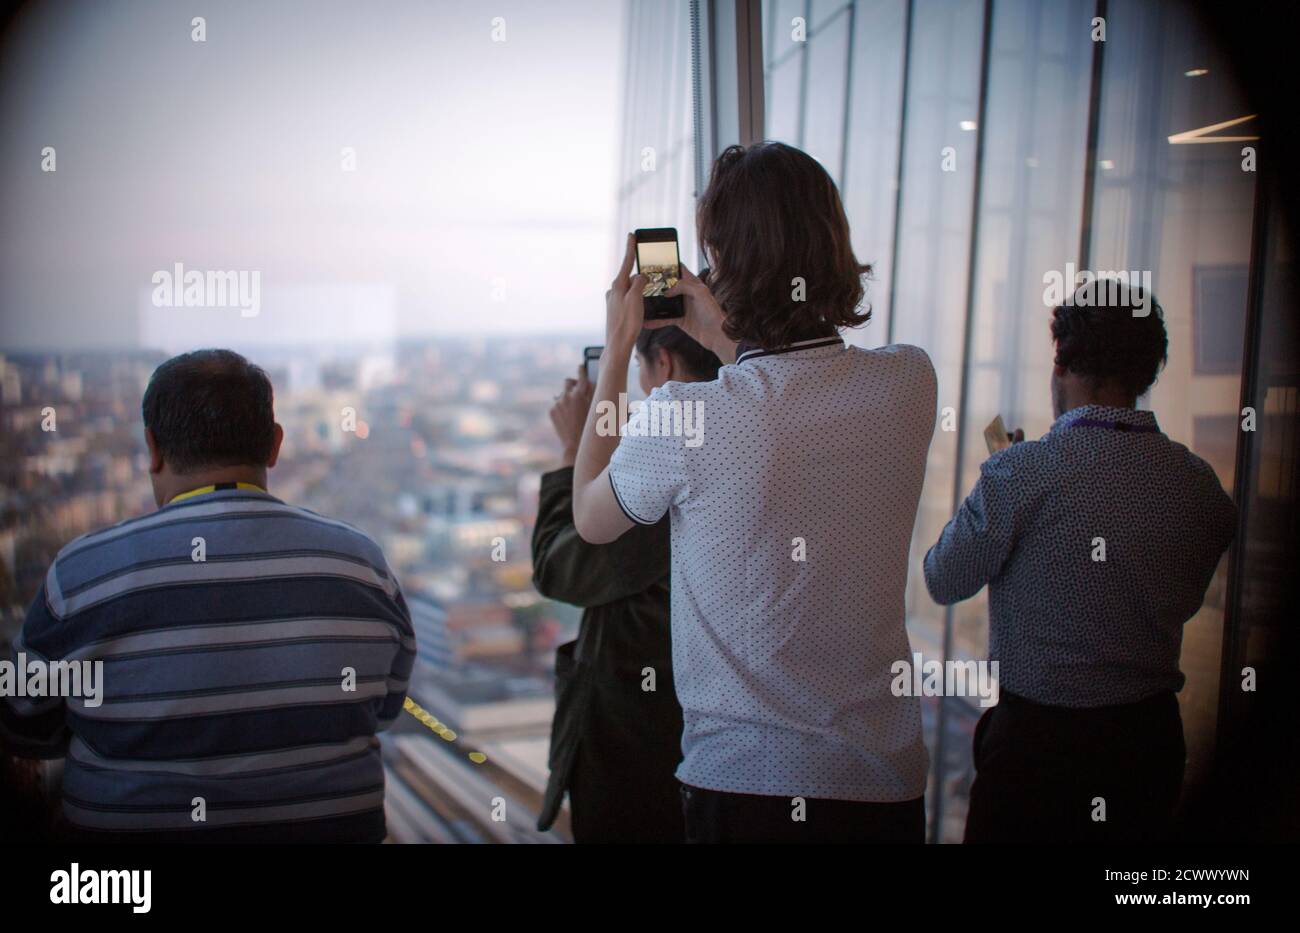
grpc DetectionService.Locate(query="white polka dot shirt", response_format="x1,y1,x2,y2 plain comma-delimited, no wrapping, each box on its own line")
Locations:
923,404,1238,708
608,337,935,802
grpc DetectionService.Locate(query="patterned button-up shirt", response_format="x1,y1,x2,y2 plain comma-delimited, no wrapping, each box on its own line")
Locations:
924,404,1237,708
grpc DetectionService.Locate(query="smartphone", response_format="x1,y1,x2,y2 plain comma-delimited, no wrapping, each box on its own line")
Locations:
983,415,1012,456
634,227,685,320
583,345,602,383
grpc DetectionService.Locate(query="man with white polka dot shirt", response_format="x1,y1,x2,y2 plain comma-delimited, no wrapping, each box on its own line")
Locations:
573,143,933,843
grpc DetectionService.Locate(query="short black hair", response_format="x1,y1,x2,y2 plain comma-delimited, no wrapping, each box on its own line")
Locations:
635,325,722,381
1051,283,1168,400
142,349,276,473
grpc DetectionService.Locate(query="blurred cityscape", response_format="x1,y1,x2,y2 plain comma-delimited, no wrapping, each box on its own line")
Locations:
0,336,616,843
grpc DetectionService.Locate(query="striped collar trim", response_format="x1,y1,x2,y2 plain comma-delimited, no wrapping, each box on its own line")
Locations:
168,482,268,505
735,336,845,364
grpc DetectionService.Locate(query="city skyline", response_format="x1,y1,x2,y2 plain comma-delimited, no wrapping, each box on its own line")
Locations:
0,334,591,841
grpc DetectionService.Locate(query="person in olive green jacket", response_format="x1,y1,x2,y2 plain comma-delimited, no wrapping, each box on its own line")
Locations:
533,325,720,843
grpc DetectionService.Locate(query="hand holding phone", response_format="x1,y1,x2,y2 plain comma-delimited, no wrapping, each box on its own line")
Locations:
983,415,1025,455
660,262,736,363
550,363,596,468
605,234,648,353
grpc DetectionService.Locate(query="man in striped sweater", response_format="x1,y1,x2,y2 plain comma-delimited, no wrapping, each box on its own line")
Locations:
0,349,414,843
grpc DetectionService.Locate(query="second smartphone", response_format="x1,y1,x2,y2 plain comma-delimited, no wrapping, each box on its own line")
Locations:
583,345,602,382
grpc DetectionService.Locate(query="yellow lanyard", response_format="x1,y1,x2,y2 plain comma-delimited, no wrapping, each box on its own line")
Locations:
168,481,267,505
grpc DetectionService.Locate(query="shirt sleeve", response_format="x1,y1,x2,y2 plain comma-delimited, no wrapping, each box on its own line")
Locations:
1189,455,1239,553
606,386,690,526
923,450,1024,605
532,467,671,607
376,581,415,732
0,584,71,758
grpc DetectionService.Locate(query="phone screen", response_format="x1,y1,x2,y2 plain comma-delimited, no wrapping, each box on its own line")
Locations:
636,240,679,297
983,415,1011,455
635,228,685,319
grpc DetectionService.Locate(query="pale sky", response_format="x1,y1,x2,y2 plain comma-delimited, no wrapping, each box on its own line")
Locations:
0,0,626,350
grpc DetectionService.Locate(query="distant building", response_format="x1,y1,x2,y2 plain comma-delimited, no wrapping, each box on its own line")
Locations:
408,592,453,674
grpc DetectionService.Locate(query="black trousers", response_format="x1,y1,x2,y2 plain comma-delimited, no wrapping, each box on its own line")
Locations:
569,743,686,844
680,784,925,844
964,689,1185,844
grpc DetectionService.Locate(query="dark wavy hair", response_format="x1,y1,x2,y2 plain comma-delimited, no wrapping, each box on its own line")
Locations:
696,142,870,349
635,325,722,381
1051,283,1168,399
142,349,276,473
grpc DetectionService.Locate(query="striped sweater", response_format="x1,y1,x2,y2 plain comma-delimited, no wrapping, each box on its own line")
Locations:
0,488,414,842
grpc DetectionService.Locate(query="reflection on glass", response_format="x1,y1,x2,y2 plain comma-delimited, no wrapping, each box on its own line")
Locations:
1219,204,1296,835
1089,0,1256,798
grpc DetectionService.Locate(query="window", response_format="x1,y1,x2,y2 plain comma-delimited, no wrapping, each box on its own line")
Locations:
756,0,1266,841
947,0,1096,840
0,0,634,844
762,0,907,345
1087,0,1257,796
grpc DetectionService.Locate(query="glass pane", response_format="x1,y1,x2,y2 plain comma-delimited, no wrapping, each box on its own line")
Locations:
762,0,855,176
0,0,633,845
890,0,984,682
618,0,700,269
763,0,808,145
764,0,904,347
957,0,1095,667
801,7,852,182
1222,206,1297,840
932,696,983,842
931,0,1096,840
888,0,985,842
1089,0,1256,795
842,0,908,348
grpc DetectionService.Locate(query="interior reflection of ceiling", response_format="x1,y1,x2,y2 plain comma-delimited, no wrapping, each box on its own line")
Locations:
1168,113,1260,144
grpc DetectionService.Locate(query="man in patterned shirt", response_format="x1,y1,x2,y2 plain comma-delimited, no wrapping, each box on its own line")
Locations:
925,285,1236,844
